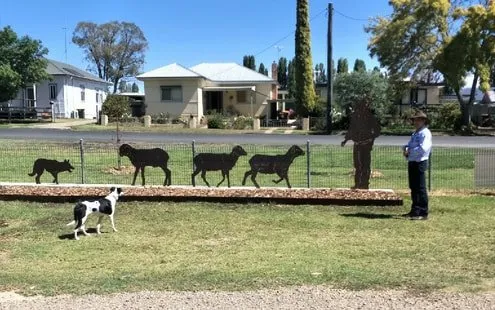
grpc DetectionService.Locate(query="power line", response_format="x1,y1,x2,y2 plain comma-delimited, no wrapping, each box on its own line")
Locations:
334,9,392,22
334,9,371,22
252,7,328,57
209,6,329,79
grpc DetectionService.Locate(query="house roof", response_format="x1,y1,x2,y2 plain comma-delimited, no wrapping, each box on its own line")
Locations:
137,62,275,83
137,63,201,79
190,63,275,83
46,59,111,84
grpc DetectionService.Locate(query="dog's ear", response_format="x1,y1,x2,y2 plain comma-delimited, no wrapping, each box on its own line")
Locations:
110,187,116,192
117,188,123,194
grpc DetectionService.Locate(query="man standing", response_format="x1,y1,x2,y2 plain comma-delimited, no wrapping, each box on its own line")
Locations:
341,100,381,189
403,111,432,220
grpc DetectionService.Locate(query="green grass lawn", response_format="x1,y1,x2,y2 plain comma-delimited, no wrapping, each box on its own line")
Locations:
1,195,494,296
0,139,480,190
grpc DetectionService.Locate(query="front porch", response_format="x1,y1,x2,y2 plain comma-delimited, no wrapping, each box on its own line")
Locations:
202,86,269,118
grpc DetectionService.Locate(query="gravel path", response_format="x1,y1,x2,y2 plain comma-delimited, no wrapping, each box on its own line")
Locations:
1,287,494,310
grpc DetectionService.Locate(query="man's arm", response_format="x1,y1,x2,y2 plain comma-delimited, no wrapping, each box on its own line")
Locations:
408,131,432,159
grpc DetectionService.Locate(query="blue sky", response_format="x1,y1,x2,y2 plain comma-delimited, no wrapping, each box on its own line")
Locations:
1,0,391,83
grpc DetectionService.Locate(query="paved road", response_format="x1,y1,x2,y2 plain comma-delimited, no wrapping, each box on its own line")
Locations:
0,128,494,147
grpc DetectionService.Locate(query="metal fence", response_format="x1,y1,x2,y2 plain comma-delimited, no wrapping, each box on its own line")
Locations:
0,139,494,191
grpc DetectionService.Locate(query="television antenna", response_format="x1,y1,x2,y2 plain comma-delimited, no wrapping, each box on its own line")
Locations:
62,27,67,62
275,45,284,59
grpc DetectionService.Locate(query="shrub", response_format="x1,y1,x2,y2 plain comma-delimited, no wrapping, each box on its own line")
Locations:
102,95,130,119
232,116,253,130
437,103,462,132
206,113,227,129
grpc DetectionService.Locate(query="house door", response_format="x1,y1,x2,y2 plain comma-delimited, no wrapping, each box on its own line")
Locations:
206,91,223,113
270,101,278,120
25,87,35,108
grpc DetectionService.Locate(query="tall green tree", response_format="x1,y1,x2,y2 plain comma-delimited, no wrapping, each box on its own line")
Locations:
334,70,390,121
315,63,326,83
367,0,495,126
118,80,128,93
258,63,268,76
287,57,296,98
294,0,317,116
131,82,139,93
0,26,49,103
242,55,256,70
353,59,367,72
72,21,148,94
277,57,288,89
337,58,349,74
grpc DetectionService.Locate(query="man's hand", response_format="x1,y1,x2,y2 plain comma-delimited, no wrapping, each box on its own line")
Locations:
403,149,409,157
341,140,347,147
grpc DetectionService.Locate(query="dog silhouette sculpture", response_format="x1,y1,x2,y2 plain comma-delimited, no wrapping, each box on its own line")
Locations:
28,158,74,184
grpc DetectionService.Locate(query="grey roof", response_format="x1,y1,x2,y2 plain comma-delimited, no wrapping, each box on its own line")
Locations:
46,59,112,84
137,63,201,79
190,63,275,83
138,62,275,83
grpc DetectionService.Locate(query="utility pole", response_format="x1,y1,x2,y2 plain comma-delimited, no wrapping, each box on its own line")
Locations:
326,2,333,134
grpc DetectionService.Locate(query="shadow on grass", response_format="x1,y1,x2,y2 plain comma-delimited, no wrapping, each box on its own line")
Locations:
340,212,396,219
59,227,100,240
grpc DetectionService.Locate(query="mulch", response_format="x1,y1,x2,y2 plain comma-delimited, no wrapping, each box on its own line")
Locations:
0,185,403,206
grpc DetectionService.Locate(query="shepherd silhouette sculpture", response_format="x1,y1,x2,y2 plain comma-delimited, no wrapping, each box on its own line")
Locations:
341,100,381,189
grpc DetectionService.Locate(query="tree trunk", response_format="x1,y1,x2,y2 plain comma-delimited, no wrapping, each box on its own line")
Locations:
454,73,479,127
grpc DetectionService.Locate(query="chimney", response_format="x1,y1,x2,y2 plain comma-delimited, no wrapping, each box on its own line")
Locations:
272,61,278,100
271,61,278,81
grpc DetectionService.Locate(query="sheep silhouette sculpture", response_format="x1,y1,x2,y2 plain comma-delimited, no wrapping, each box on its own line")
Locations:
192,145,247,188
118,144,171,186
242,145,305,189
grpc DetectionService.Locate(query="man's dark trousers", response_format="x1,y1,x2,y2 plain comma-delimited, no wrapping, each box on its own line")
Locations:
408,160,429,217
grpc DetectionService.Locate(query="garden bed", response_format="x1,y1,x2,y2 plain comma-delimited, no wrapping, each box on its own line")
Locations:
0,184,402,206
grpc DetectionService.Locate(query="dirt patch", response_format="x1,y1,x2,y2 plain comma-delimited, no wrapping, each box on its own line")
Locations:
348,169,384,178
102,166,135,176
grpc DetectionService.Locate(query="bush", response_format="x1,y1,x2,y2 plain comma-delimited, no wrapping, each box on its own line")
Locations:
206,113,227,129
102,95,130,119
232,116,253,130
436,103,462,132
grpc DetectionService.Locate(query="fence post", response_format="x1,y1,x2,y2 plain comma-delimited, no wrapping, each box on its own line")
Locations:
79,139,85,184
428,151,432,191
306,140,311,188
192,140,196,172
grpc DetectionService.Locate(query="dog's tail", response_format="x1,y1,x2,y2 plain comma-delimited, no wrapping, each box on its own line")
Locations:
70,202,85,229
28,171,36,177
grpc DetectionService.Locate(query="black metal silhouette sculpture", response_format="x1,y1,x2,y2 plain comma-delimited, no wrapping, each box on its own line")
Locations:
242,145,305,189
28,158,74,184
341,100,381,189
192,145,247,188
119,144,171,186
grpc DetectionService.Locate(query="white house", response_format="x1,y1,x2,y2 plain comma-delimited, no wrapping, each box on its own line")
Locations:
137,63,277,119
1,59,112,119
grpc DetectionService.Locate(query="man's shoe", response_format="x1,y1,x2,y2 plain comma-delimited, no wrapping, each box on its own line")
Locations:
410,216,428,221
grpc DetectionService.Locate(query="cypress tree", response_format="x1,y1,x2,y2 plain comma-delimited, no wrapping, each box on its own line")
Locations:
294,0,317,116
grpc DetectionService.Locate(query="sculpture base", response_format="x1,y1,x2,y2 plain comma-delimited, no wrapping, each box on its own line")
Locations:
0,183,403,206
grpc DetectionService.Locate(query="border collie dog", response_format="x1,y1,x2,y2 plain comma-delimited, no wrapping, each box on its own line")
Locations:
67,187,123,240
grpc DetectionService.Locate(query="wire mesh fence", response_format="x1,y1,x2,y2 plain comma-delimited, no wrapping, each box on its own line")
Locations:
0,139,493,191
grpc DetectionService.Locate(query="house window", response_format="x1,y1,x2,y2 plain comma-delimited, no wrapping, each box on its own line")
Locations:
410,88,427,106
161,86,182,102
237,91,247,103
80,85,86,101
49,84,57,100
